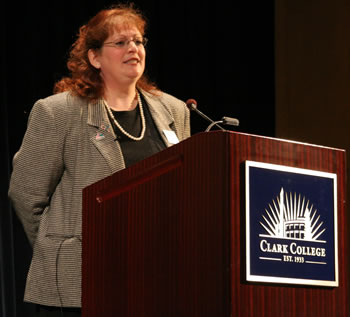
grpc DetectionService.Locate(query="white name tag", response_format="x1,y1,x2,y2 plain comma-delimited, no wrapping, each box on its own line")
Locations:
163,130,179,144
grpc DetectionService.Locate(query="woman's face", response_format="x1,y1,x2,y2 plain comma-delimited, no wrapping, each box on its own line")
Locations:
89,25,146,88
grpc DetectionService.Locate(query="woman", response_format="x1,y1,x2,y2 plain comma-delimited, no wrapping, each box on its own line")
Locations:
9,4,190,316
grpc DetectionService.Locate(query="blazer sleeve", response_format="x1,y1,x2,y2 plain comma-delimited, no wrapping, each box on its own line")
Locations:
182,103,191,140
8,98,65,246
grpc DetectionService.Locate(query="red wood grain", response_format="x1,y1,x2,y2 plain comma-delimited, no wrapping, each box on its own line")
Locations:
82,131,348,317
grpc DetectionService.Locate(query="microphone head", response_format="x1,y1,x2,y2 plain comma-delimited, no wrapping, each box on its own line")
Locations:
186,99,197,110
222,116,240,126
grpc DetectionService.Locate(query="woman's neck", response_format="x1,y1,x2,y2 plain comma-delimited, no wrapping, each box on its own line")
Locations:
103,85,138,111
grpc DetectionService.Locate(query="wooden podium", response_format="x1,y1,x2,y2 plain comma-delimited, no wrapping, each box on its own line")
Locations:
82,131,348,316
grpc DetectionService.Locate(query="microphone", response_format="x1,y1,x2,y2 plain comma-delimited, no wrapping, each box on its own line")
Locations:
205,116,240,132
222,116,240,126
186,99,225,131
186,99,239,132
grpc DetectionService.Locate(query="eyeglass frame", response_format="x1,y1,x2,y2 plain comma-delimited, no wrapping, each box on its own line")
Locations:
102,37,148,49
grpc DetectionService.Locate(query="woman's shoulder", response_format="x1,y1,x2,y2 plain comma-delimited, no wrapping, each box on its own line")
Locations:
36,91,86,110
31,91,89,119
26,92,90,132
157,91,185,105
143,89,187,111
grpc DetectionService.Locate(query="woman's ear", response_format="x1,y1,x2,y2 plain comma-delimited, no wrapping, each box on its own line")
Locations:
88,49,101,69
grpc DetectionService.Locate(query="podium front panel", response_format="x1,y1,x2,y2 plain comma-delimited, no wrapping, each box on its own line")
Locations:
82,131,348,317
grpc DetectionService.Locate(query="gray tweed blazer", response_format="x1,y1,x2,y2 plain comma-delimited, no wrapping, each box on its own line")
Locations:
8,89,190,307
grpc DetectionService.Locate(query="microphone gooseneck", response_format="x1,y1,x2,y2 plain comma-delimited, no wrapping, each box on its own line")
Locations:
185,99,225,131
185,99,239,132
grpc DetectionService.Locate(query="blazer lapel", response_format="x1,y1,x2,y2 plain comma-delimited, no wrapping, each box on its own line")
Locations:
142,91,175,148
87,99,125,172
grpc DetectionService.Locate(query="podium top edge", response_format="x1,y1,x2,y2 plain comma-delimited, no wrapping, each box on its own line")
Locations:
197,130,346,153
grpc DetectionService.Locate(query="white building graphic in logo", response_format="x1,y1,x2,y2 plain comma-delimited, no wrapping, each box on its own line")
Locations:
259,188,326,242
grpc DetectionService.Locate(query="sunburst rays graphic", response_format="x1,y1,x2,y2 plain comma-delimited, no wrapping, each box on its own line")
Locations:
259,188,326,242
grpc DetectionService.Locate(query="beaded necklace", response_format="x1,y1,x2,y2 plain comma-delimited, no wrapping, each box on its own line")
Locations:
104,91,146,141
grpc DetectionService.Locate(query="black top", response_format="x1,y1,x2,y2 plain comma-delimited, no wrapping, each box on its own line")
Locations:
109,95,167,167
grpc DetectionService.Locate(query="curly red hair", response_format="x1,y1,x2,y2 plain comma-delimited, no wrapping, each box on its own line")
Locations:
54,4,158,101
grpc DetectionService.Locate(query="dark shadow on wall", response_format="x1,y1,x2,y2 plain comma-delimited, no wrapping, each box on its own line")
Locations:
1,1,274,316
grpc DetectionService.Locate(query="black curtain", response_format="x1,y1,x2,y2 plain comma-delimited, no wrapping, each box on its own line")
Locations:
1,1,274,316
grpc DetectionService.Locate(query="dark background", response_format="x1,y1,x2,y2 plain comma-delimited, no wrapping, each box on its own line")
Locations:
1,1,274,316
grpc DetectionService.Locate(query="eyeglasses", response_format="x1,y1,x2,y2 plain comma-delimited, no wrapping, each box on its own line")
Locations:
103,37,148,49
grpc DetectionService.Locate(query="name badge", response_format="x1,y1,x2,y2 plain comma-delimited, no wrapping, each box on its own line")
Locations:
163,130,179,144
